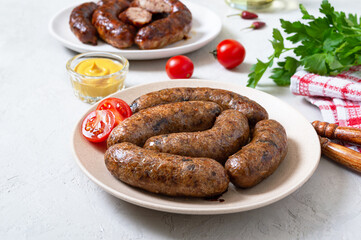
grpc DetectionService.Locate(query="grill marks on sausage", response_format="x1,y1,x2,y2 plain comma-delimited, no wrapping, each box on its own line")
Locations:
182,158,192,162
187,164,195,171
152,118,170,132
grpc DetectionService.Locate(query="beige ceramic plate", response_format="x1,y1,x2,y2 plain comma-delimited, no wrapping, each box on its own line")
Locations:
72,80,321,215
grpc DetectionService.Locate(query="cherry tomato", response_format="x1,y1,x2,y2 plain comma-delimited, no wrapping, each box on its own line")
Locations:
96,98,132,125
212,39,246,69
82,110,116,143
165,55,194,79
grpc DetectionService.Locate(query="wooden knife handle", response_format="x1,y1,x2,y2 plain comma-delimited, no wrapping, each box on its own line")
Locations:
319,137,361,173
312,121,361,145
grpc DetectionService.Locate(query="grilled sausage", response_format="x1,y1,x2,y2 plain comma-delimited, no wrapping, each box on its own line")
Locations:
105,142,229,197
92,0,137,48
119,7,152,28
69,2,98,45
130,87,268,126
144,110,250,164
225,119,288,188
107,101,222,148
133,0,192,49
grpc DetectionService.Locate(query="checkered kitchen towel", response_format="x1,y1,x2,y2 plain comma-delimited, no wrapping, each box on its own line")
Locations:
290,65,361,151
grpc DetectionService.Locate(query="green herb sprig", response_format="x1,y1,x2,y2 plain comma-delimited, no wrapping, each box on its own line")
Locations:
247,0,361,88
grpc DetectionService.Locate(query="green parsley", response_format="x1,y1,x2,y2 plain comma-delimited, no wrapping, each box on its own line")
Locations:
247,0,361,88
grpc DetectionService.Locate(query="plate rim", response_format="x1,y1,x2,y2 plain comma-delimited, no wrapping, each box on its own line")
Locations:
49,1,222,60
71,79,321,215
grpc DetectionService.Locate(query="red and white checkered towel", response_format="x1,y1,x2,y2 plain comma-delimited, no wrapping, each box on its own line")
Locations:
290,65,361,151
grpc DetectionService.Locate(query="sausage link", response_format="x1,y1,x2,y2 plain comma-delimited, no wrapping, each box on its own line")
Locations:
144,110,250,164
105,142,229,197
130,87,268,126
107,101,222,148
92,0,137,48
134,0,192,49
69,2,98,45
225,119,288,188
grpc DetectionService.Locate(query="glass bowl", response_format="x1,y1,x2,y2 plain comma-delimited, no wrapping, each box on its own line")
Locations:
66,52,129,104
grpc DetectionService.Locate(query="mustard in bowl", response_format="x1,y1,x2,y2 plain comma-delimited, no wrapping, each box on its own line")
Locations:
66,52,129,104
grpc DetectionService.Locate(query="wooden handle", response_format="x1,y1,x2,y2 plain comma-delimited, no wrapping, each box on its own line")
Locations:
319,137,361,173
312,121,361,145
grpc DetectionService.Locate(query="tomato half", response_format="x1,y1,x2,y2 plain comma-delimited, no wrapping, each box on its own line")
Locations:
215,39,246,69
82,110,116,143
96,98,132,125
165,55,194,79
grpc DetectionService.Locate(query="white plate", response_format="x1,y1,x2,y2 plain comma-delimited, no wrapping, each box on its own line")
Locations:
72,80,321,215
49,1,221,60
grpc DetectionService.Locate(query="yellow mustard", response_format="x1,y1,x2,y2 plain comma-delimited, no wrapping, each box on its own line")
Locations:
74,58,123,76
72,58,125,101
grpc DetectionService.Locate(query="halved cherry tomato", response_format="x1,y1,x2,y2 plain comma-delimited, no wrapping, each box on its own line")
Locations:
96,98,132,125
82,110,116,143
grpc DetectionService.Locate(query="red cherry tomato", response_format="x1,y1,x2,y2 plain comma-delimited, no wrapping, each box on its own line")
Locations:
213,39,246,69
82,110,116,143
96,98,132,125
165,55,194,79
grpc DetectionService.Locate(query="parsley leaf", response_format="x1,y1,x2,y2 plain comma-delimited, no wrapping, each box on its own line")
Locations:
247,29,288,88
271,28,285,57
270,57,301,86
302,53,328,75
248,58,274,88
247,0,361,88
300,4,315,20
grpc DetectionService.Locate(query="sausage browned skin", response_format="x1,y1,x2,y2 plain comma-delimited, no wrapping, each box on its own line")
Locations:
133,0,192,49
130,87,268,126
69,2,98,45
225,119,288,188
144,110,250,164
105,142,229,197
107,101,222,148
92,0,137,48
